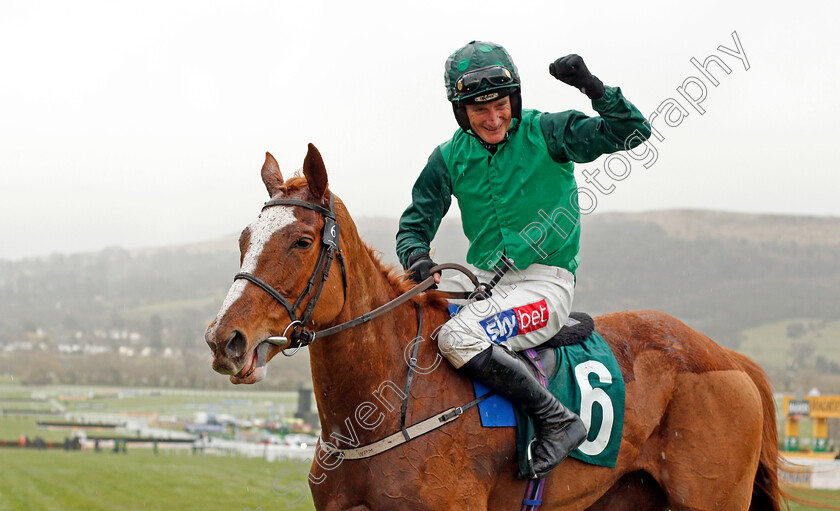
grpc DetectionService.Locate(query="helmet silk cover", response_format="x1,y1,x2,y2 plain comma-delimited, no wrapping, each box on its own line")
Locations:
445,41,520,104
445,41,522,135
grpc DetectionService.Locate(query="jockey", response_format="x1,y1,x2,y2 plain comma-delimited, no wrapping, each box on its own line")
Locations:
396,41,650,478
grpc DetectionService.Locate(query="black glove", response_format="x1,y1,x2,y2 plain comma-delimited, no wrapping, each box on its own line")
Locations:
407,251,438,286
549,54,605,100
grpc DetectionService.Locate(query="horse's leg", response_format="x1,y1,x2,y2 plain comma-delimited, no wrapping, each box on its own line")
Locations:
649,370,764,511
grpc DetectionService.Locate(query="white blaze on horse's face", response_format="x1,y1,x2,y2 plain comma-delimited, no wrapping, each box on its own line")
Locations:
209,206,297,340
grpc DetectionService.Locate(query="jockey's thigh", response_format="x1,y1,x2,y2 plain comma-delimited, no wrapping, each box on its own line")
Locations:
436,264,575,368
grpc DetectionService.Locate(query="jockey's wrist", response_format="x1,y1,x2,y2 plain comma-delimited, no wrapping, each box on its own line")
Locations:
407,251,438,286
408,250,431,266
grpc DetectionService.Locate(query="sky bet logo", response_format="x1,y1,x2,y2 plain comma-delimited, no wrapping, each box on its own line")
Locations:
480,300,550,343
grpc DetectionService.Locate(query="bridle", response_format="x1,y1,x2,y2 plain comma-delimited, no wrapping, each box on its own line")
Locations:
227,188,523,469
233,191,505,357
234,193,348,353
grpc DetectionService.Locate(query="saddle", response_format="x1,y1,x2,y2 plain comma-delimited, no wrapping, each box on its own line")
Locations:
525,312,594,380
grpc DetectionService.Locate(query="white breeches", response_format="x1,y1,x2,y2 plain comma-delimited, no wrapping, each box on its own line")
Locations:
436,264,575,368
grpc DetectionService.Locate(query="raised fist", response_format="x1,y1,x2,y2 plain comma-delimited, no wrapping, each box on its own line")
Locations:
549,54,605,100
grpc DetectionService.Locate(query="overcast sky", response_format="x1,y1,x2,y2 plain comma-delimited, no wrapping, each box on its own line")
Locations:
1,0,837,259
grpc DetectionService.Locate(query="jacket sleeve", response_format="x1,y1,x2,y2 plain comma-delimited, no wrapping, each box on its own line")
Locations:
540,86,651,164
396,146,452,269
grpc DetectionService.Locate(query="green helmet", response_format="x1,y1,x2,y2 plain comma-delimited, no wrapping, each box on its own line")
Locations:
445,41,521,105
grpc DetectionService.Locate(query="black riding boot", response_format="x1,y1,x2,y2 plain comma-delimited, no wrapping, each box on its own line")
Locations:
459,344,587,479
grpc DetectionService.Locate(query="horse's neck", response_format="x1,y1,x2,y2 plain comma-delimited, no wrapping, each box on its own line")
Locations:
308,243,449,445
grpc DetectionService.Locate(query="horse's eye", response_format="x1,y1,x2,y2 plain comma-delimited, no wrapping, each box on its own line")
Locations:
294,238,313,249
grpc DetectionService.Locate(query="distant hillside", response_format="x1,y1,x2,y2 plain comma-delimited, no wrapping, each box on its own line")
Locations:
353,211,840,348
1,210,839,389
575,212,840,348
610,209,840,245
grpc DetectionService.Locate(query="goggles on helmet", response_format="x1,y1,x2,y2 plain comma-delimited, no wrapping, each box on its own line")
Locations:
453,65,519,101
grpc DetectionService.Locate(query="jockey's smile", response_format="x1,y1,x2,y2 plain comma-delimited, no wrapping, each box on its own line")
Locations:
466,96,512,145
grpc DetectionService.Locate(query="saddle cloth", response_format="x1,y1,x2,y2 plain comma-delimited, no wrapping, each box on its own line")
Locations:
468,312,594,427
466,315,625,474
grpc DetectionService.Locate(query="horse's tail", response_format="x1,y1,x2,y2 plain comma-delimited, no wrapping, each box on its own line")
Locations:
727,350,783,511
732,351,840,510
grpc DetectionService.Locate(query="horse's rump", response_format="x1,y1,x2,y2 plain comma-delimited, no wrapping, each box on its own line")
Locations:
593,309,778,510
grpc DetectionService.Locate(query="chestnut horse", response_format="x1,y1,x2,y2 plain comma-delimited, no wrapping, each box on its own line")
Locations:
205,144,783,510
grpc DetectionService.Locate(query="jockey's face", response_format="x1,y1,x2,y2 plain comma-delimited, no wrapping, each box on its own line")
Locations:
465,96,512,145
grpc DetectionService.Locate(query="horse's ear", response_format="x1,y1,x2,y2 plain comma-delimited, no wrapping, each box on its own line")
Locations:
302,143,328,199
261,152,284,197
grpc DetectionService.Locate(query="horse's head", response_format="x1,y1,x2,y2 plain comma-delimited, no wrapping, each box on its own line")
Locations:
205,144,347,384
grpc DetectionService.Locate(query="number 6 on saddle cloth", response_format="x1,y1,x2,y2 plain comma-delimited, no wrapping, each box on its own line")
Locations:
457,307,627,476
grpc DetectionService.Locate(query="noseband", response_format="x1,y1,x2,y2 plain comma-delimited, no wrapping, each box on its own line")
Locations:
234,193,348,352
233,193,502,357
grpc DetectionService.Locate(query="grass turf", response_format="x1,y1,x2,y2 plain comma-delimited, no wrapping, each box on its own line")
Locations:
4,448,840,510
785,487,840,510
0,448,316,511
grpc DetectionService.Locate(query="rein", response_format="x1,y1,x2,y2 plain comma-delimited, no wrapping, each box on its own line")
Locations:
233,194,488,354
232,195,524,464
264,262,479,348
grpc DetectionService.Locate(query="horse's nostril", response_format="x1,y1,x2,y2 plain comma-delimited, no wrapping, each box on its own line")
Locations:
225,330,248,359
206,338,218,352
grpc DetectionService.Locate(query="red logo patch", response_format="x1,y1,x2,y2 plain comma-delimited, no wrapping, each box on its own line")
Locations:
514,299,550,335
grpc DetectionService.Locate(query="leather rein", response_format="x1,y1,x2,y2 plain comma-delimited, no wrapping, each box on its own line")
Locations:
232,193,487,356
233,194,521,462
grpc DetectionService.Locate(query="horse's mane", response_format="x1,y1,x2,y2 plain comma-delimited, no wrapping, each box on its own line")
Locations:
280,175,448,311
361,244,449,310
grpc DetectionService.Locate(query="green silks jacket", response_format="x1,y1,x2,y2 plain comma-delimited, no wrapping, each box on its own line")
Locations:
397,86,650,274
